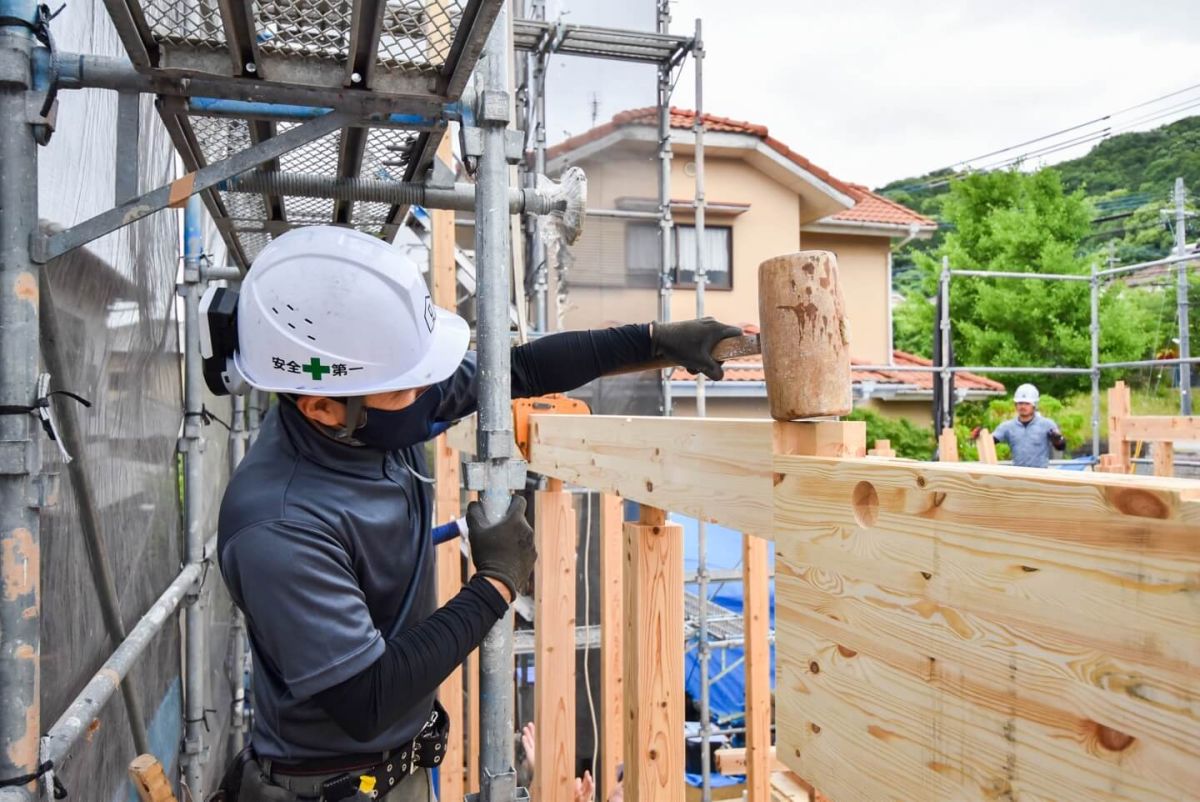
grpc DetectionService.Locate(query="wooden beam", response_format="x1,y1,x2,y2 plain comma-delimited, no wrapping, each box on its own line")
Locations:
1123,415,1200,443
867,439,895,458
772,454,1200,802
1154,441,1175,477
430,135,465,802
1109,380,1132,472
599,493,625,800
714,744,785,775
770,770,816,802
128,755,179,802
773,420,867,458
976,428,998,464
743,533,773,802
623,506,685,802
938,427,959,462
533,479,577,802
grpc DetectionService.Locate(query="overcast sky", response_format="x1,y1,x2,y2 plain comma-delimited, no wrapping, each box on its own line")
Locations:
539,0,1200,188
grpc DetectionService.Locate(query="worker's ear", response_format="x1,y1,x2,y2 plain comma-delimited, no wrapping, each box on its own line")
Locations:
295,396,345,428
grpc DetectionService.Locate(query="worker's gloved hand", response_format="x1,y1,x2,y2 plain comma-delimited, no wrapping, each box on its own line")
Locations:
1048,430,1066,450
651,317,744,380
969,426,982,441
467,496,536,601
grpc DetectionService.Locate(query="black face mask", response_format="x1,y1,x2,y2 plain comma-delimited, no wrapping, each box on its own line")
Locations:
349,385,445,452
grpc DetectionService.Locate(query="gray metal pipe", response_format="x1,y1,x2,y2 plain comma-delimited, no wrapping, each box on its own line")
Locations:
473,4,520,800
656,0,674,416
41,547,210,766
1095,250,1199,279
227,392,248,756
692,18,712,802
39,285,151,757
1174,178,1192,415
949,269,1092,282
584,208,661,220
181,195,209,797
938,257,951,430
222,171,565,215
1090,264,1101,458
1099,356,1200,370
950,366,1094,375
0,9,43,795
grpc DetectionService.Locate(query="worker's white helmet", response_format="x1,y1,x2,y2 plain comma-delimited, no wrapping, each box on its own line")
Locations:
232,226,470,396
1013,383,1040,406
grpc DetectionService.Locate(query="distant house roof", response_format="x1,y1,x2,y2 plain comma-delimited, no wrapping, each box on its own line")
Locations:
548,107,936,235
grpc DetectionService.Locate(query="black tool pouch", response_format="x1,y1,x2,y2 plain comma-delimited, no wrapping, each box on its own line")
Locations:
414,698,450,768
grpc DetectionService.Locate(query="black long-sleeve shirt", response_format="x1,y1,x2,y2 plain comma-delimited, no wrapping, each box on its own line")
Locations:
308,325,652,743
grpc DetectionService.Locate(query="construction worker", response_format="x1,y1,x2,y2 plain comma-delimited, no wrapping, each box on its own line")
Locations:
971,383,1066,468
214,226,741,801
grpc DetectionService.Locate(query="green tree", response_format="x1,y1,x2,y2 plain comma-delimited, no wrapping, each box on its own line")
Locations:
893,169,1158,395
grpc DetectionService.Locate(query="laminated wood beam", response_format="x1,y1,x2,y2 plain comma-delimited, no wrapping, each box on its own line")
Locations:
938,427,959,462
867,439,895,458
976,428,998,464
1123,416,1200,443
623,505,684,802
533,480,577,802
743,533,773,802
714,744,784,775
599,493,625,799
1109,381,1132,472
772,454,1200,802
1154,442,1175,477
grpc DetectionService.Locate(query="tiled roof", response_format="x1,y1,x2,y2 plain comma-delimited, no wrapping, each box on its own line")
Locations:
830,183,937,229
548,107,935,230
674,328,1003,394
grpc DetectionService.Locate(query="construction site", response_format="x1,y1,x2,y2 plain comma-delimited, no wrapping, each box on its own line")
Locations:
0,0,1196,800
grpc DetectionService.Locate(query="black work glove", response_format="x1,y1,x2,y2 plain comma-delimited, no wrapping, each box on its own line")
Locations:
651,317,744,380
1048,430,1066,451
467,496,536,600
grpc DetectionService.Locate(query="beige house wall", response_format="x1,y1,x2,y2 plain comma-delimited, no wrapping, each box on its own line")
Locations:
547,143,894,370
859,396,932,424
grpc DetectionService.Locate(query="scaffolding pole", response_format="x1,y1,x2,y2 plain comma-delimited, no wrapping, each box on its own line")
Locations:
691,16,713,802
1174,177,1192,415
657,0,674,416
471,3,523,800
228,377,249,757
181,195,210,797
938,256,952,431
0,2,42,795
1090,262,1101,458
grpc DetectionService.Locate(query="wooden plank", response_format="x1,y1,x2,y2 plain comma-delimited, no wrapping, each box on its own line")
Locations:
128,755,179,802
868,439,895,458
773,420,867,458
1124,416,1200,443
714,744,784,775
743,533,773,802
533,480,577,802
430,135,465,802
772,454,1200,802
623,506,685,802
976,428,998,464
938,427,959,462
599,493,625,800
532,415,774,535
1154,441,1175,477
770,770,815,802
1109,381,1132,472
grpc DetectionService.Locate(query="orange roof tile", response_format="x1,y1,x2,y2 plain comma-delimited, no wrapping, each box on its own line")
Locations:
675,348,1004,394
548,107,935,230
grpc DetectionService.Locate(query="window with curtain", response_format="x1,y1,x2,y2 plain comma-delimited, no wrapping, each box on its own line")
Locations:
624,223,663,288
675,224,732,289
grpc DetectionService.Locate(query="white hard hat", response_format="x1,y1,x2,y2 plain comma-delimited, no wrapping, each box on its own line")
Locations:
1013,383,1040,405
233,226,470,396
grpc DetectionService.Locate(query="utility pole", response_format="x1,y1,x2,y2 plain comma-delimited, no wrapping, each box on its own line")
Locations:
1174,177,1192,414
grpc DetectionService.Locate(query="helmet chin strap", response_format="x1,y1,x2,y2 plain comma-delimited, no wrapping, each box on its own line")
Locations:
336,396,367,442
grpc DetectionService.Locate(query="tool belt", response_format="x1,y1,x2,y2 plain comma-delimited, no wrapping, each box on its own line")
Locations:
215,701,449,802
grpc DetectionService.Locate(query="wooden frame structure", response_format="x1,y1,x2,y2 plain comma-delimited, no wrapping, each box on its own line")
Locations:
440,411,1198,801
1103,380,1200,476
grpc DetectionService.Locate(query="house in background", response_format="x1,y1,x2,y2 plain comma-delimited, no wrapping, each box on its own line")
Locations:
546,108,1004,422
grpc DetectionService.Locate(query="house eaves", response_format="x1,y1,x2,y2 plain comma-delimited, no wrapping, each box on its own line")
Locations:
803,219,937,240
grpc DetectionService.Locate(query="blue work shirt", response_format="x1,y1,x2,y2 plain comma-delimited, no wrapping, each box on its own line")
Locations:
993,413,1062,468
217,356,479,761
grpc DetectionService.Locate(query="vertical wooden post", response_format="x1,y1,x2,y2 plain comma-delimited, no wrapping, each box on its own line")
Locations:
938,427,959,462
1109,380,1131,472
599,493,625,799
742,533,772,802
773,420,867,802
623,505,684,802
534,479,577,802
1154,442,1175,477
976,428,998,464
430,135,465,802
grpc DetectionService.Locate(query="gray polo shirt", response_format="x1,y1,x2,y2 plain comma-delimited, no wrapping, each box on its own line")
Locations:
217,357,478,761
993,413,1061,468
